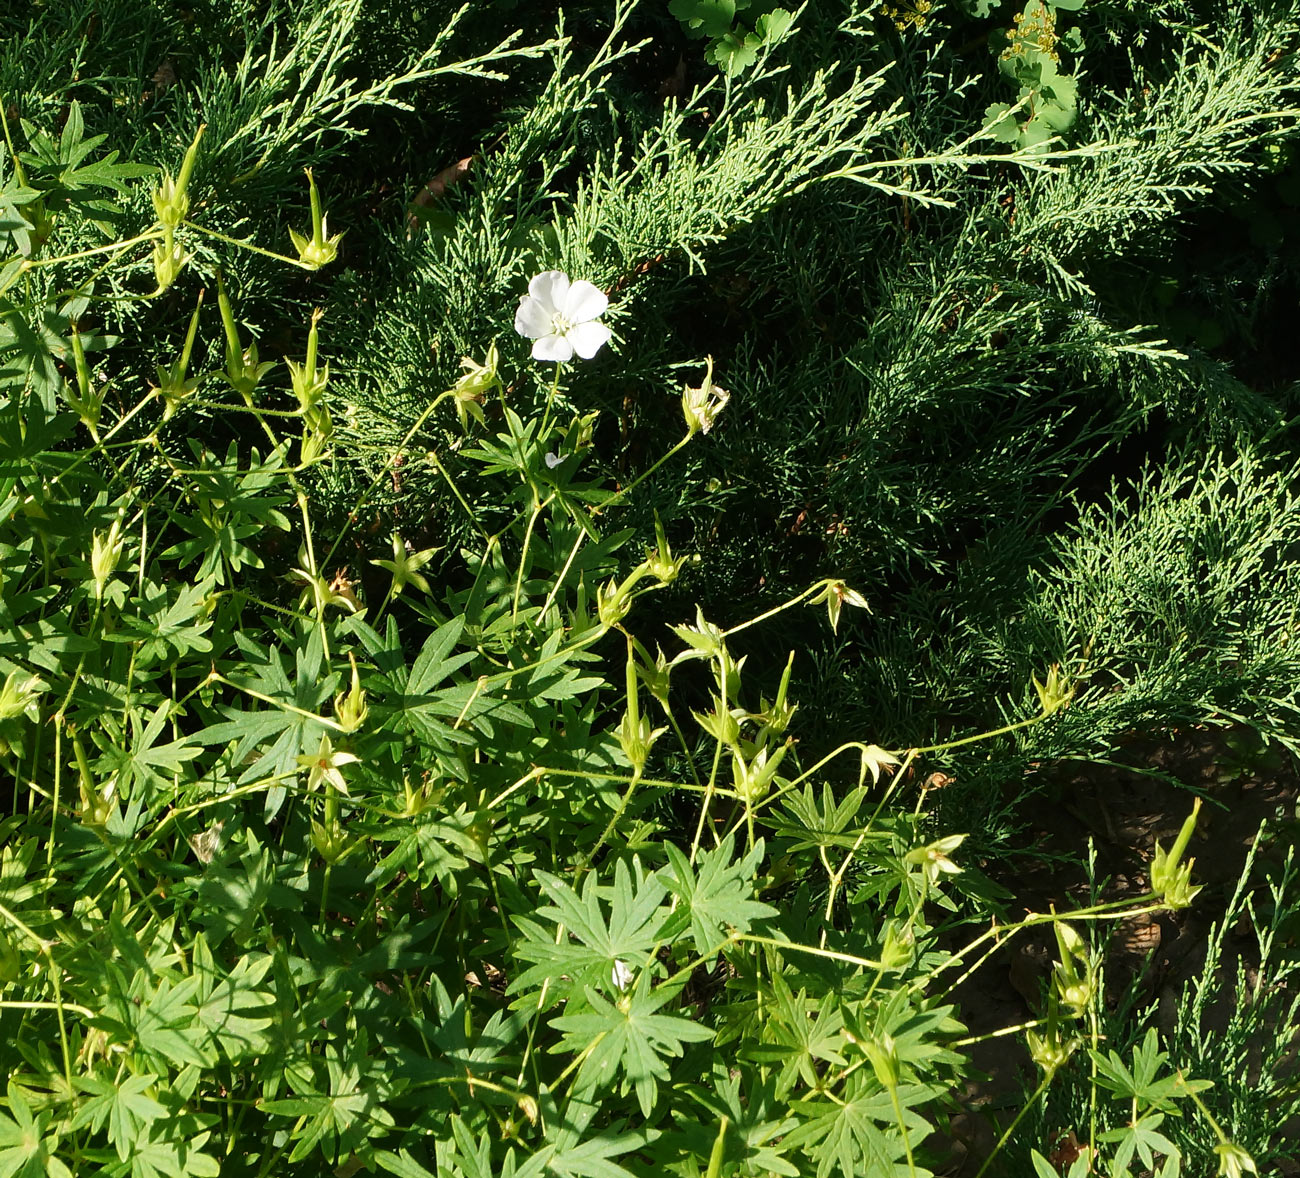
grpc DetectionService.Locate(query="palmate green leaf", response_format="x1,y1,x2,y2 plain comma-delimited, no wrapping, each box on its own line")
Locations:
771,784,883,854
0,291,105,405
510,859,669,1004
262,1030,395,1164
92,702,200,803
0,1082,71,1178
104,577,216,666
131,975,217,1071
434,1116,495,1178
518,1132,648,1178
669,0,738,40
190,937,276,1061
18,101,155,205
785,1070,930,1178
352,615,526,749
740,976,848,1099
552,976,714,1115
197,626,336,815
661,835,778,957
70,1074,166,1163
1090,1029,1202,1110
707,31,762,78
112,1129,220,1178
192,833,283,949
374,1148,437,1178
0,174,42,258
161,443,292,585
677,1064,800,1177
1100,1112,1177,1177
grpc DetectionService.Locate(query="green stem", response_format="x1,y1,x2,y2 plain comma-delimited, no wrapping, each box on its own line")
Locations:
973,1071,1053,1178
183,220,316,268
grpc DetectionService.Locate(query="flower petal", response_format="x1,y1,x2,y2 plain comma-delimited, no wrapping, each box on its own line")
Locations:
514,296,553,339
562,279,608,324
532,333,574,363
566,320,611,359
528,270,568,313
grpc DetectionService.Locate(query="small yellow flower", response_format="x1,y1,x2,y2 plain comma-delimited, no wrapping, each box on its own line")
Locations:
906,834,966,887
297,734,359,795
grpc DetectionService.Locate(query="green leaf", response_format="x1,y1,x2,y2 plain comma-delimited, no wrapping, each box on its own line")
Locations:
669,0,738,39
708,31,763,77
513,858,669,998
552,977,714,1114
755,8,794,41
119,1129,220,1178
71,1074,166,1162
0,1083,52,1178
661,835,777,956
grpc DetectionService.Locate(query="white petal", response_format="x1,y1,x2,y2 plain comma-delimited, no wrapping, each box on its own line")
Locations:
562,279,608,324
532,333,573,363
528,270,568,313
566,320,611,359
514,296,552,339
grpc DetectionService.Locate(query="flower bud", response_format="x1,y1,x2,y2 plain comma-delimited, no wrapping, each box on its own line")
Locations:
1214,1141,1259,1178
864,1034,899,1089
0,672,44,726
287,308,329,415
450,343,501,429
631,639,672,710
151,124,205,229
311,817,348,864
646,513,686,585
692,695,742,749
905,834,965,887
880,920,914,972
1033,663,1075,716
78,774,112,828
335,654,369,733
66,321,103,433
1026,1025,1079,1077
90,516,125,600
216,274,275,398
597,576,633,629
617,640,665,778
0,671,44,759
516,1094,539,1126
154,293,204,420
731,741,790,804
670,606,725,664
1050,916,1097,1017
756,652,798,736
151,233,190,294
1150,797,1204,910
289,168,344,269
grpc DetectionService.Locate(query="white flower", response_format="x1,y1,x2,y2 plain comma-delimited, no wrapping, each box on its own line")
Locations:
611,960,634,991
514,271,611,362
